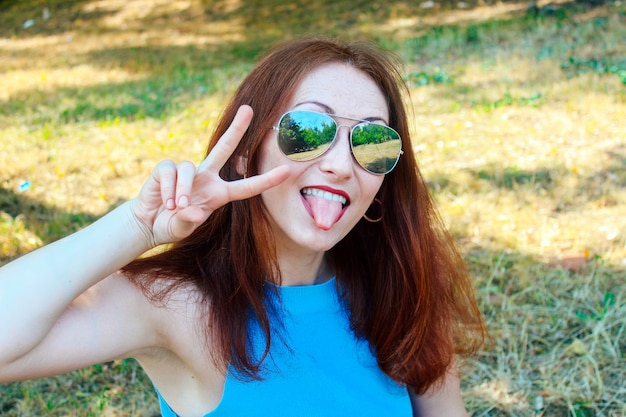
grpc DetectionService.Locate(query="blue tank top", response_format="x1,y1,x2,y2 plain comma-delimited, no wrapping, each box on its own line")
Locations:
156,278,412,416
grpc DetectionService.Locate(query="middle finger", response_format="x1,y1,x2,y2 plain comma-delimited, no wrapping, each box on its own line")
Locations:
196,105,253,174
175,161,196,208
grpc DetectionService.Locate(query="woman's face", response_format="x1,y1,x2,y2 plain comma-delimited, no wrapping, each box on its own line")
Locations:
257,62,388,257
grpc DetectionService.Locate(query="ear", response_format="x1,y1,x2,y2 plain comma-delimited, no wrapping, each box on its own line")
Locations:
235,154,248,178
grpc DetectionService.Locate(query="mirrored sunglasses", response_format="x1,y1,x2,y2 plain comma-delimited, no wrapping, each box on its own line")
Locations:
273,110,403,175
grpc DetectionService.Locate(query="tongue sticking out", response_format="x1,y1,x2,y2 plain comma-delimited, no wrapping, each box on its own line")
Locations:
304,193,344,231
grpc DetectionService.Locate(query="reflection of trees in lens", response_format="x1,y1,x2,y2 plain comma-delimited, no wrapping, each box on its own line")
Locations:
279,112,335,156
351,124,399,148
279,114,308,154
300,118,334,151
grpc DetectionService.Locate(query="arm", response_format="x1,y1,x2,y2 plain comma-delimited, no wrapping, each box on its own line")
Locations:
0,105,289,382
0,202,154,380
410,366,470,417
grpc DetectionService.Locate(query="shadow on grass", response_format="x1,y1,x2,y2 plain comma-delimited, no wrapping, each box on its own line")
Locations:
1,0,619,126
0,0,117,37
427,143,625,208
0,34,281,124
0,185,99,262
0,40,264,124
472,166,555,190
0,0,516,38
1,0,613,38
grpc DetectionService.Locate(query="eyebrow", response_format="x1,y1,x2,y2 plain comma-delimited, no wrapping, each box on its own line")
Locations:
295,100,388,124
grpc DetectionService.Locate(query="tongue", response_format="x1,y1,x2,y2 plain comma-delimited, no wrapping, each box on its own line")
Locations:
304,194,343,230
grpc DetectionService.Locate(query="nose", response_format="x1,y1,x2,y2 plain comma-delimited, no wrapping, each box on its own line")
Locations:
318,125,355,179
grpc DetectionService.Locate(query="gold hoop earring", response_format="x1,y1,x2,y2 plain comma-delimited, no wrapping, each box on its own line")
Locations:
363,198,383,223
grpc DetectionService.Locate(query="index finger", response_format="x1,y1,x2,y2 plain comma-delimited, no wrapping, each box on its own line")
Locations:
226,165,291,202
197,105,253,173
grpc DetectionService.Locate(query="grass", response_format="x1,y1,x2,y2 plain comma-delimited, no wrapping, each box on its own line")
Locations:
1,0,625,416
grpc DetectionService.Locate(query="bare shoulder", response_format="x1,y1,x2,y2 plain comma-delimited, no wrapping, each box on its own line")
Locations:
127,276,206,336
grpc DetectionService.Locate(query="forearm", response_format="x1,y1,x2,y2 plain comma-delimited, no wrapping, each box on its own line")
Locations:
0,200,151,364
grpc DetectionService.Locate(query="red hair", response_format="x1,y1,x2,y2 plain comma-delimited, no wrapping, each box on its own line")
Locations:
123,37,486,393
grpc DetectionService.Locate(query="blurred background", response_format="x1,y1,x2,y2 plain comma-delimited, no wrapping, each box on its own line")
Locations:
0,0,624,415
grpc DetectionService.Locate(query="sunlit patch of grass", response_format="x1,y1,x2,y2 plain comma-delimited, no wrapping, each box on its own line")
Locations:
0,212,43,262
0,66,145,102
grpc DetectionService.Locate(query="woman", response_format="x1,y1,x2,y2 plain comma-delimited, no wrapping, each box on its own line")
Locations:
0,37,486,416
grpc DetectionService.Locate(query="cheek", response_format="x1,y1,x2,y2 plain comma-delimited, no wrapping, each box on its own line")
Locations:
350,175,384,217
361,174,385,201
257,133,284,174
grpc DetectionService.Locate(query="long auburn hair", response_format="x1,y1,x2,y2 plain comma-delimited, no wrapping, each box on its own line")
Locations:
123,37,486,394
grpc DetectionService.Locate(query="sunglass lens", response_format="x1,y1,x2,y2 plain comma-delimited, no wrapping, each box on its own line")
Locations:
277,111,336,161
351,124,402,174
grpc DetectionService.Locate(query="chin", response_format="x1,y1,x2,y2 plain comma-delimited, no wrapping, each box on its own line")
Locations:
302,230,350,252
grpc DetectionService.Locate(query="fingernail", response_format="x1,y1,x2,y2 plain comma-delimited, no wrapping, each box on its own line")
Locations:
178,196,189,208
166,198,175,209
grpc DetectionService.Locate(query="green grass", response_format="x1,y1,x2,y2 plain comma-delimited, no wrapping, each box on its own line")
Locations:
0,359,157,416
1,0,625,416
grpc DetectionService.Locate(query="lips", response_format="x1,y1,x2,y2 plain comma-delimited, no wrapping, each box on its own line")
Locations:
300,186,350,230
301,187,349,207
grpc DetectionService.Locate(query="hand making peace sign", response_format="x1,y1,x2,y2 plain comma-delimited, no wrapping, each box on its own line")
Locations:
131,105,290,247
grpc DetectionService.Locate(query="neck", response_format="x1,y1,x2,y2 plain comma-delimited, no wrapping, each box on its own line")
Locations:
277,250,333,286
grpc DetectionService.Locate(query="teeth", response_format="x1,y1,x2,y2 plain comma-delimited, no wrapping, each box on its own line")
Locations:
302,188,347,205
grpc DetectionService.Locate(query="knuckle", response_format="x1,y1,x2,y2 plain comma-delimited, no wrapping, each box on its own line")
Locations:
157,159,176,168
177,160,196,171
155,160,177,176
